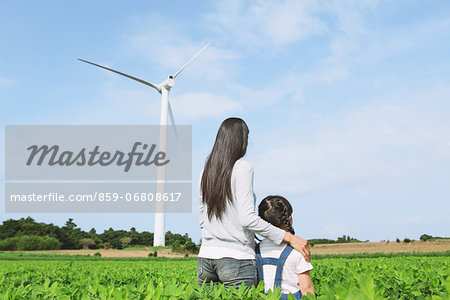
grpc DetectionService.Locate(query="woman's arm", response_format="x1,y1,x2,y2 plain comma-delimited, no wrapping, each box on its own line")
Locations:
297,271,315,296
283,232,311,262
234,160,311,261
198,172,205,229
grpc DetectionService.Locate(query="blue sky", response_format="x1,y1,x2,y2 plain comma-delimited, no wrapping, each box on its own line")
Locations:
1,0,449,242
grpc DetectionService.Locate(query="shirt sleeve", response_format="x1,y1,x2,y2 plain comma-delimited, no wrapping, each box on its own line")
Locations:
294,253,314,274
234,160,286,244
198,171,205,229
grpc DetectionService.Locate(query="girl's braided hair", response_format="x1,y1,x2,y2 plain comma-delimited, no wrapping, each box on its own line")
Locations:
258,195,295,235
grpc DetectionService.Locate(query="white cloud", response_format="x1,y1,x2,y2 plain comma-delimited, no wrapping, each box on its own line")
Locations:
71,83,159,124
0,76,15,87
126,14,240,83
73,82,243,124
352,186,374,199
373,208,450,227
227,63,349,108
169,92,243,123
251,85,450,195
130,37,239,83
206,0,325,51
117,1,390,117
262,0,324,46
321,223,349,237
298,65,349,85
323,5,450,69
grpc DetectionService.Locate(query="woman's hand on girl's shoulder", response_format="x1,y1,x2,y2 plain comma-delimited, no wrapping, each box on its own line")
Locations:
283,232,311,262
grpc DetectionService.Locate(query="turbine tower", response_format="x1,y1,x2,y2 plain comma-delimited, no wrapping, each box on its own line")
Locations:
79,43,209,246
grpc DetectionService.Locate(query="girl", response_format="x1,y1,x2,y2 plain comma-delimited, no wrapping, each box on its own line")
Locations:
197,118,310,288
257,195,315,299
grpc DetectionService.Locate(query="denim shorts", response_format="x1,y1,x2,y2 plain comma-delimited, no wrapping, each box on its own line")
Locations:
197,257,257,288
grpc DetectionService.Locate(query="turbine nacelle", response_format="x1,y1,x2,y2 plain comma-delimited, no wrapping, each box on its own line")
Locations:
160,76,175,91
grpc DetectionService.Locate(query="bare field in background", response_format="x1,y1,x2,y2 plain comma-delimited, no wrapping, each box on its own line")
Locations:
311,239,450,255
25,247,190,258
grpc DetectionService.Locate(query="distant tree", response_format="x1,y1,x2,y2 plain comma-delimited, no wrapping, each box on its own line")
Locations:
0,217,73,249
420,234,433,242
335,235,361,243
99,228,128,249
127,229,142,245
79,238,96,249
171,240,182,252
404,238,411,243
396,238,400,243
121,237,133,248
0,217,198,251
0,235,61,250
140,231,154,246
337,235,346,243
165,231,194,247
308,238,335,245
41,236,62,250
70,228,91,249
183,241,199,254
64,218,77,231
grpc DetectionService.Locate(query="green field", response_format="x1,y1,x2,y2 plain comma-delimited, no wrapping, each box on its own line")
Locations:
0,254,449,299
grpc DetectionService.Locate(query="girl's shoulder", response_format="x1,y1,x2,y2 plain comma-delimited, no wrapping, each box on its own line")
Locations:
260,240,308,261
289,247,308,262
258,239,286,255
259,240,313,272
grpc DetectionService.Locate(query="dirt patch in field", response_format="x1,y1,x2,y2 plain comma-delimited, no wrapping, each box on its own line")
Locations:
311,239,450,255
27,248,196,258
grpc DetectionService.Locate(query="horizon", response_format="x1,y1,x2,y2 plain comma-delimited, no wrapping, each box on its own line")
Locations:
1,215,446,244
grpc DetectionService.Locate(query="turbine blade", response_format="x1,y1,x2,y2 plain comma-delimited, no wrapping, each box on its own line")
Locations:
172,43,210,79
167,101,184,160
78,59,161,92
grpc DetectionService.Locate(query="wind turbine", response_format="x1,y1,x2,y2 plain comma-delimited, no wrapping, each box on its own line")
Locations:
79,43,209,246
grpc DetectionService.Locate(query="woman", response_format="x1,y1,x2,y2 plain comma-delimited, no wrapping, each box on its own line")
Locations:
197,117,310,288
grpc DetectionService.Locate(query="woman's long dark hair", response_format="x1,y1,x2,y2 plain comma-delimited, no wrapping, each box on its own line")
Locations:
258,195,295,234
201,118,249,220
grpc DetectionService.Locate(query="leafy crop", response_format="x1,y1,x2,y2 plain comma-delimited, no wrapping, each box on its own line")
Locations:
0,255,448,299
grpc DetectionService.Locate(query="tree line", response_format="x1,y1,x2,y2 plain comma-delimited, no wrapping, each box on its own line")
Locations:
0,217,198,253
308,235,363,246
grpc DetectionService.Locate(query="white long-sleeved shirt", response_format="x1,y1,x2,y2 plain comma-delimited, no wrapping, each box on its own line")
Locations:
198,159,286,259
